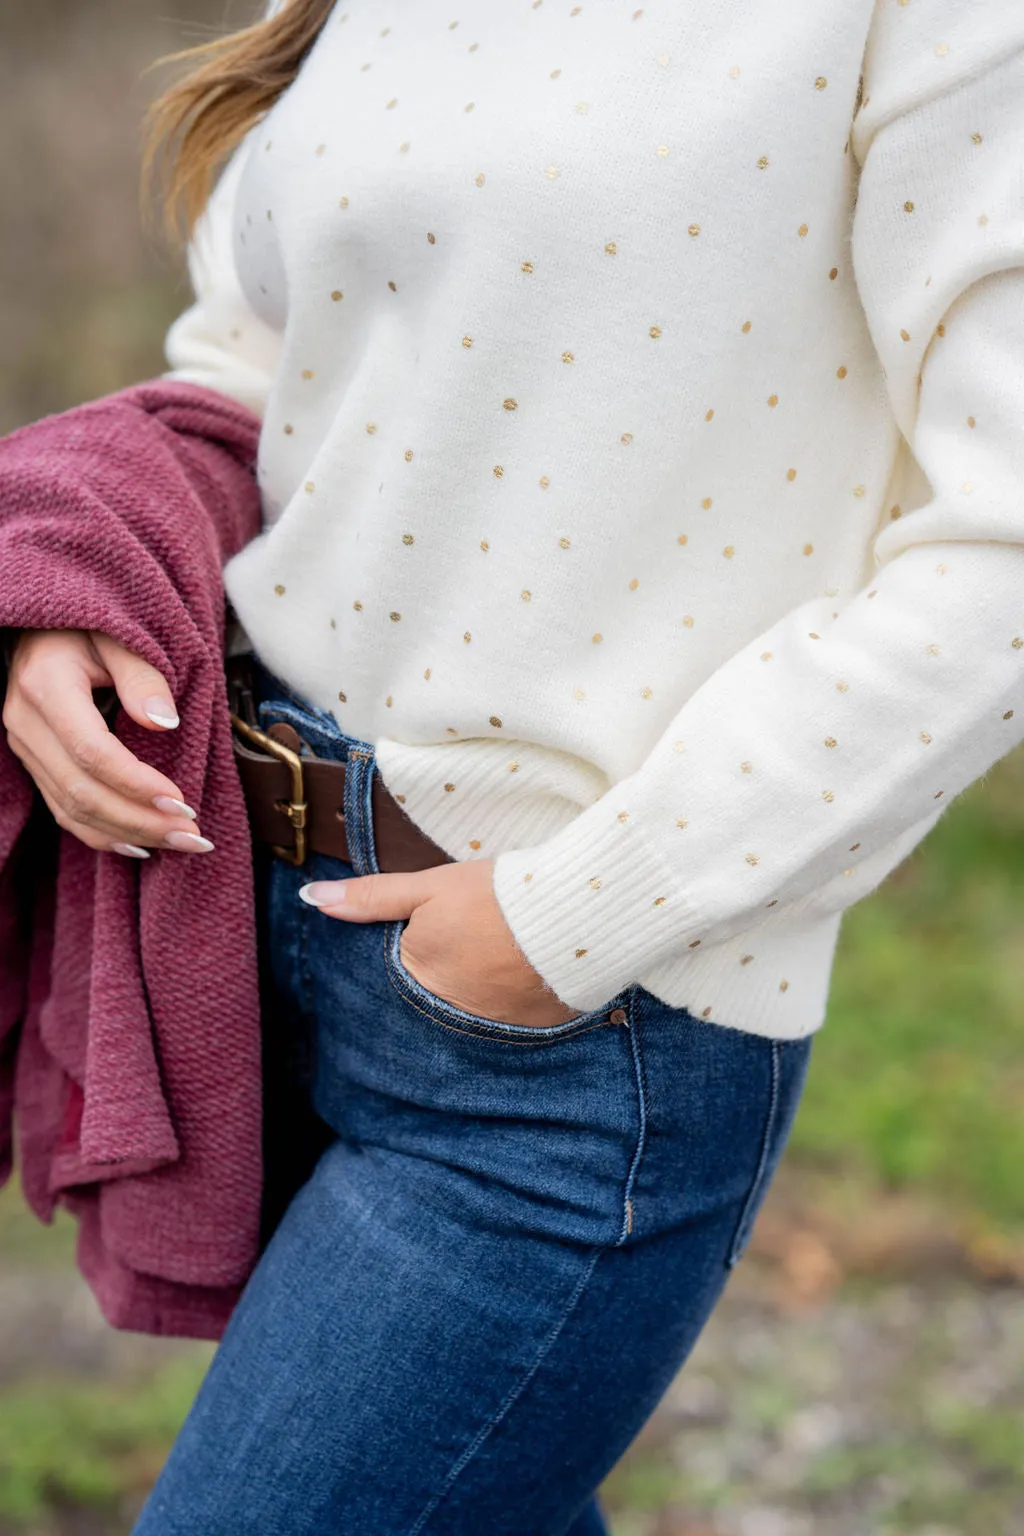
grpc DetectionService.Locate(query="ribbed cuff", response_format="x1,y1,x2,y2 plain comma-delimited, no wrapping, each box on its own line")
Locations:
491,795,700,1013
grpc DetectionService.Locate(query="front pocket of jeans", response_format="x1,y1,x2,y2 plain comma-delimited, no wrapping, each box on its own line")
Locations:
382,918,622,1046
725,1037,811,1267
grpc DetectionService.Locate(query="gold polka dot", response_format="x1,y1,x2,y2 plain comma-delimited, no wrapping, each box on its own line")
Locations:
620,432,634,446
523,870,533,881
815,75,827,89
464,630,471,643
853,485,866,498
904,200,915,213
683,616,694,628
464,101,475,112
672,740,685,753
920,731,933,744
640,686,653,699
798,223,809,237
386,97,398,109
521,260,534,274
687,223,700,238
677,534,688,546
971,131,983,145
652,896,667,907
274,583,286,596
424,668,431,680
474,172,485,186
767,394,779,408
446,726,458,735
387,280,398,293
740,761,753,774
331,290,343,302
444,782,456,793
757,155,769,170
656,144,670,157
366,422,377,434
508,760,520,773
539,475,550,489
330,618,337,630
575,947,588,959
837,365,848,379
779,980,789,993
967,415,976,428
900,328,911,342
788,468,799,483
934,790,944,799
558,536,571,549
462,335,473,348
521,589,531,601
701,496,712,510
629,577,639,591
745,853,759,866
562,350,575,364
550,68,561,79
766,899,778,908
649,325,662,339
427,232,436,244
1003,710,1015,721
546,165,560,179
385,695,393,708
493,465,504,478
617,810,630,823
301,368,314,379
728,65,740,78
849,843,861,852
589,877,602,890
469,839,482,851
761,651,772,661
740,954,754,966
390,611,401,622
1012,637,1024,650
809,632,820,640
605,241,617,255
688,938,701,949
926,642,940,654
489,715,502,728
304,481,315,493
405,448,414,461
675,817,688,830
283,423,294,434
803,542,813,555
723,545,735,559
935,41,949,55
592,632,603,644
353,600,363,611
480,539,490,551
402,533,414,545
705,408,714,422
503,397,518,411
337,690,347,703
937,324,947,338
822,789,835,802
573,685,586,700
339,195,349,209
829,266,838,280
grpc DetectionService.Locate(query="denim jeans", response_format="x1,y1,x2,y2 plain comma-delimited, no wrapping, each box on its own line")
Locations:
134,669,811,1536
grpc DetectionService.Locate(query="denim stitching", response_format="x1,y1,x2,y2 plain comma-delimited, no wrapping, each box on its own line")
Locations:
406,1246,605,1536
616,988,648,1246
726,1038,782,1268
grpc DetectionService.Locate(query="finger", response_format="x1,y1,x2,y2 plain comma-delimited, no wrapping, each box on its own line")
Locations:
90,632,180,731
18,738,212,852
21,661,193,814
28,757,145,856
298,869,436,922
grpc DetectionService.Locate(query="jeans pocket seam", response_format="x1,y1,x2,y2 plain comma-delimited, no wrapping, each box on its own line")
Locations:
725,1038,782,1268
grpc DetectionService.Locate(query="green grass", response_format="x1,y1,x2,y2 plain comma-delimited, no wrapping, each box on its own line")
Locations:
793,746,1024,1232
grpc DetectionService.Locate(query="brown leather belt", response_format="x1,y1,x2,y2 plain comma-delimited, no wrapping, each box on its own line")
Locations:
226,663,453,873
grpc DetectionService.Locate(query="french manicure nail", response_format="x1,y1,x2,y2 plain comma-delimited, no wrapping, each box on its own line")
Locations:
164,831,215,853
112,843,151,860
299,882,345,907
153,796,197,820
144,696,180,729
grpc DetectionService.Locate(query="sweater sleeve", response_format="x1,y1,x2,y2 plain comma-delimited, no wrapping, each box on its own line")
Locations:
492,9,1024,1013
163,138,282,419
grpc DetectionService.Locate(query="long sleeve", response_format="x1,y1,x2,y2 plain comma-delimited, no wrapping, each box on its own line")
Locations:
163,137,282,419
492,7,1024,1014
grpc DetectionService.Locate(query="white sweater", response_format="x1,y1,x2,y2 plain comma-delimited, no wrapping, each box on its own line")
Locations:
165,0,1024,1040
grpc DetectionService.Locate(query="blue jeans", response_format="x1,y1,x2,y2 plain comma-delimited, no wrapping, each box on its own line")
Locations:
134,672,811,1536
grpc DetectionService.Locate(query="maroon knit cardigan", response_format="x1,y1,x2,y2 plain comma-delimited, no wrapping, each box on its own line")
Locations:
0,380,266,1339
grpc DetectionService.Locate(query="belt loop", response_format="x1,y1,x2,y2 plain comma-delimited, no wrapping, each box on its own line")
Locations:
342,747,379,876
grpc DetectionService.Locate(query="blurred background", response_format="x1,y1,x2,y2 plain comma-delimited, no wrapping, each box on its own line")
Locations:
0,3,1022,1533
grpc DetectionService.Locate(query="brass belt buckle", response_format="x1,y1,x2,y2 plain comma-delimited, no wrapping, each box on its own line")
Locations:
229,712,308,867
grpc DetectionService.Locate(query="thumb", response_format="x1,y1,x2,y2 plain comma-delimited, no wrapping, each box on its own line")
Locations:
299,869,435,923
90,633,180,732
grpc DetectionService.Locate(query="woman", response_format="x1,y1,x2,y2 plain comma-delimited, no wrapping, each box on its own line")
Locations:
4,0,1022,1530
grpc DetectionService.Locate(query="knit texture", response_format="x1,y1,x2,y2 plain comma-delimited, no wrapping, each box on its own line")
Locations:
0,381,263,1339
166,0,1024,1036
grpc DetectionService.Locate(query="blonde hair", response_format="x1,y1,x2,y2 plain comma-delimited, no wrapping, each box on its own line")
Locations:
143,0,336,239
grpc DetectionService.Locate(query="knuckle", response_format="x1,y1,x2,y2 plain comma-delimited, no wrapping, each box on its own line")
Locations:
63,777,97,820
69,735,102,774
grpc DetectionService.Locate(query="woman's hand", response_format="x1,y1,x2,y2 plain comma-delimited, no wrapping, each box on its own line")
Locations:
2,629,213,859
299,859,578,1028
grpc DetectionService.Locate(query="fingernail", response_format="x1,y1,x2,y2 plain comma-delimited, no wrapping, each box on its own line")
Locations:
164,831,215,853
299,882,345,908
144,697,180,729
112,843,151,860
152,796,197,820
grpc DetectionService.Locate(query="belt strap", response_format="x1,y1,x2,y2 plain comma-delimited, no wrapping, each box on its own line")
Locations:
226,660,452,873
